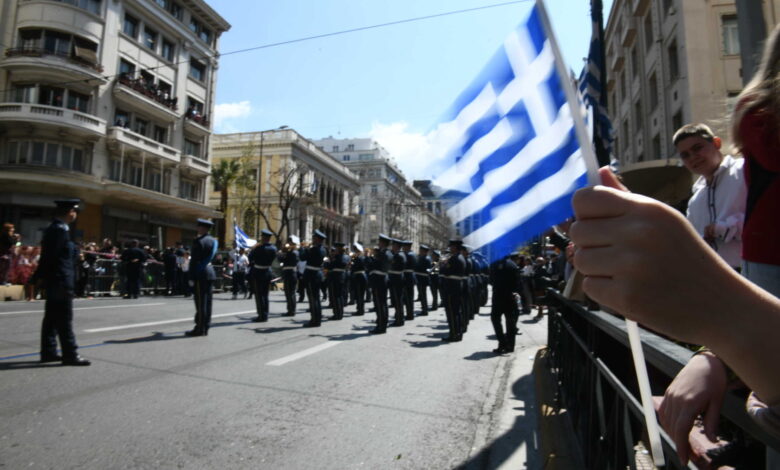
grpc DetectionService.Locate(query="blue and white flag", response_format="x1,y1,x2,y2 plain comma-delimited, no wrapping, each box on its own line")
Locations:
430,1,597,262
234,223,257,249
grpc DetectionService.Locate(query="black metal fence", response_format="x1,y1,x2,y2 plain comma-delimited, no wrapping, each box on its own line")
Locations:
545,290,780,470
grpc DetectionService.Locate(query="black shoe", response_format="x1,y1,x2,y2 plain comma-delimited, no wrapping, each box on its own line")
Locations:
40,354,62,363
354,312,364,316
253,316,268,322
493,347,507,355
62,355,91,366
331,316,342,320
185,329,205,337
441,336,454,342
303,322,321,328
418,312,429,316
392,321,404,327
282,312,295,317
405,315,414,320
369,328,386,335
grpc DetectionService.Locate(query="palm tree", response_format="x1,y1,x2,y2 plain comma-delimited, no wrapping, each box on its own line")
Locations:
211,158,241,247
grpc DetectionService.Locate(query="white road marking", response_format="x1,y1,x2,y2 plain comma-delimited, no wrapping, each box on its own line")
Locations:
266,341,341,366
0,303,167,316
83,310,257,333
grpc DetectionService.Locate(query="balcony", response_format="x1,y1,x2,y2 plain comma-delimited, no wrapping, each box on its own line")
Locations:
113,77,179,123
1,47,105,85
183,110,210,136
106,126,181,164
180,154,211,176
0,102,105,138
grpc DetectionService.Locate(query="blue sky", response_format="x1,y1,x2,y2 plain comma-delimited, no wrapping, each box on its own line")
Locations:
210,0,614,179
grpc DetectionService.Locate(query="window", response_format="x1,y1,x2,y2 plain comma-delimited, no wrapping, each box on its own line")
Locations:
134,117,148,136
722,15,740,56
358,153,373,161
119,58,135,77
644,13,653,51
123,14,139,38
162,38,175,61
343,155,351,161
43,30,70,56
67,90,90,113
180,180,201,201
652,134,661,160
39,86,64,107
663,0,674,16
155,0,182,20
189,59,205,81
630,46,638,78
157,79,172,98
370,185,378,195
189,17,212,45
51,0,101,15
12,84,35,103
637,152,644,162
634,99,642,132
672,110,683,133
114,109,130,127
184,138,201,158
143,27,158,51
648,72,658,111
332,145,339,152
187,97,204,115
347,144,355,151
668,40,679,81
153,125,167,144
32,142,45,164
146,170,162,192
19,29,41,50
618,72,625,100
130,165,143,187
6,140,87,172
140,69,154,85
622,120,630,149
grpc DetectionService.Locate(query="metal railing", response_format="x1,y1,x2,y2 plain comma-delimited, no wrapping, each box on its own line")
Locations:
545,289,780,469
4,47,104,73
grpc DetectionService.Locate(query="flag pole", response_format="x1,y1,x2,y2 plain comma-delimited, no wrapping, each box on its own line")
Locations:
534,0,666,466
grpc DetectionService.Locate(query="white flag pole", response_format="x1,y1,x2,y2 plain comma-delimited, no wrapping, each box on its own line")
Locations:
534,0,666,467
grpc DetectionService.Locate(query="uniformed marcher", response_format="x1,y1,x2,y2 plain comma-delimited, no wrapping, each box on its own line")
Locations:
402,240,416,320
368,235,392,334
490,253,520,354
278,235,300,316
388,238,406,326
461,244,475,332
122,239,146,299
350,242,368,316
440,239,466,342
34,199,90,365
414,244,432,316
329,242,349,320
186,218,217,336
249,229,276,322
300,230,327,327
430,250,441,311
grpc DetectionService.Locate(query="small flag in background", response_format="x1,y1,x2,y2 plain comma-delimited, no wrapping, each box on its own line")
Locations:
234,223,257,249
431,1,598,262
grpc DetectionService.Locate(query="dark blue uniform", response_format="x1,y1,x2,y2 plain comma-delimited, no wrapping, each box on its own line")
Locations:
490,257,520,352
369,248,391,333
440,253,466,341
122,246,146,299
249,242,277,321
278,248,299,316
415,253,432,316
36,218,80,360
463,255,475,330
389,250,406,326
329,253,349,320
430,257,440,310
190,233,217,334
403,251,417,320
351,255,368,316
300,244,326,327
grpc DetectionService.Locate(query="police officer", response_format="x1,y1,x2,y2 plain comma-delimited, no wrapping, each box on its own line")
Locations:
249,229,276,322
186,218,217,336
402,240,416,320
350,242,368,316
440,239,466,342
278,235,300,317
461,244,475,333
368,234,392,334
122,239,146,299
430,250,441,311
329,242,349,320
490,253,520,354
300,230,327,327
414,244,432,316
34,199,90,365
388,238,406,326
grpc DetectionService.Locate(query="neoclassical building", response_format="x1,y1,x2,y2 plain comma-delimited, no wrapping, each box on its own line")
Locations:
0,0,229,246
210,129,360,247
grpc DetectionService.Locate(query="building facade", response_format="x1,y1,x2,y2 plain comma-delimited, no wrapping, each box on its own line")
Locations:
211,130,360,248
604,0,780,206
313,137,423,246
0,0,229,247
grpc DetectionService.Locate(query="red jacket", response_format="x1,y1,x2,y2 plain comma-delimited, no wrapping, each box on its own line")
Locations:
738,107,780,266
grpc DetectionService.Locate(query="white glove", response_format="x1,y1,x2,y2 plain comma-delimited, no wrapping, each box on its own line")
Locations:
188,280,194,287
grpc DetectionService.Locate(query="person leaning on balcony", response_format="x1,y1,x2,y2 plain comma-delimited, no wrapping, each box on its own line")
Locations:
570,167,780,462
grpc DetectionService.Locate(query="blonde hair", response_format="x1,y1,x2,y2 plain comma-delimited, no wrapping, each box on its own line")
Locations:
731,23,780,149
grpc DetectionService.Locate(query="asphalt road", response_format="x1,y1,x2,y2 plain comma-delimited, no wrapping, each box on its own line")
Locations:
0,289,548,469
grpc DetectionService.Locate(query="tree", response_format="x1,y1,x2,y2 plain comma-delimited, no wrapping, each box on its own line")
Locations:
211,158,241,247
254,159,307,244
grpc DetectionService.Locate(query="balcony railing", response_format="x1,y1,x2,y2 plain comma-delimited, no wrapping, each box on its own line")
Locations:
184,109,209,128
107,126,180,164
4,47,103,73
0,102,105,136
117,75,178,111
545,290,780,469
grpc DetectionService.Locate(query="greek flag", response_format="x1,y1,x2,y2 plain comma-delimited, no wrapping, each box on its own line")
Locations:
234,223,257,249
431,1,597,261
578,0,615,168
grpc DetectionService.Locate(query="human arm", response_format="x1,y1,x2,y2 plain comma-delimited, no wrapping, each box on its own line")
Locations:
570,168,780,405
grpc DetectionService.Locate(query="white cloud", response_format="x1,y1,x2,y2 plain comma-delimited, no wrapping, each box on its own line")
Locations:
214,101,252,133
369,120,460,181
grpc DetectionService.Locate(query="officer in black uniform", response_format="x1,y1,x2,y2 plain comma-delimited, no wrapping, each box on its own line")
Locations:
329,242,349,320
402,240,416,320
122,239,146,299
278,235,300,316
34,199,90,365
300,230,327,327
249,229,276,322
388,238,406,326
414,244,432,316
440,239,466,342
350,242,368,316
461,244,475,332
186,218,217,336
368,234,391,334
490,253,520,354
430,250,441,311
